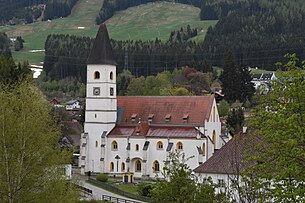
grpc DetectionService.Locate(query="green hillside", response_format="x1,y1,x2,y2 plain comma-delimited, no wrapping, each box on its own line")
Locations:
0,0,216,65
106,2,216,41
0,0,103,65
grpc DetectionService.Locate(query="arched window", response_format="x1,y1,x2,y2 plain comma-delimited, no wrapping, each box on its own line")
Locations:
110,162,114,171
202,143,206,156
153,160,160,172
157,141,163,150
110,71,113,80
176,142,183,150
95,141,98,147
94,71,100,79
135,144,139,151
121,162,125,172
212,130,216,149
112,141,118,150
135,160,141,172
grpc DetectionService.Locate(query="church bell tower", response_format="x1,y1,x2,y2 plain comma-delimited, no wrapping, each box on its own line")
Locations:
79,24,117,174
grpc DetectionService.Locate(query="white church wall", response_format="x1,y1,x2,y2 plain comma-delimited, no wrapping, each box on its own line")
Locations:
87,64,116,83
85,111,117,124
86,84,116,99
106,137,129,174
105,137,208,178
83,123,115,172
205,99,222,150
81,61,118,174
86,98,117,111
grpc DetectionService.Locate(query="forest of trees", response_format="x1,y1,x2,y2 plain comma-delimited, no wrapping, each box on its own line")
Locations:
44,34,91,81
43,0,79,20
43,32,213,82
0,0,46,25
95,0,305,70
0,0,79,25
202,0,305,69
168,25,198,43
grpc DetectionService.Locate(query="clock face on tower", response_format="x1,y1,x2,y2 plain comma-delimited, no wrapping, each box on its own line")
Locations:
93,87,100,96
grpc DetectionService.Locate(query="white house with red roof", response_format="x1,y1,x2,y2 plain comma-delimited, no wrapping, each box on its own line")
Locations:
79,24,225,178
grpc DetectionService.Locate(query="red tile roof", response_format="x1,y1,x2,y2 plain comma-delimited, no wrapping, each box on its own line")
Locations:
146,126,198,138
194,133,254,174
108,126,134,136
133,122,149,136
108,124,200,138
117,95,214,125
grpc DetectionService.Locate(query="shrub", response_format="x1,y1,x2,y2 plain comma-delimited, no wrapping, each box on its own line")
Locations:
96,173,108,182
137,183,154,197
218,99,230,117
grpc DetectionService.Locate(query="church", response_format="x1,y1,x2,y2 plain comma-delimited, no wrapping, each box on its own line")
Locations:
79,24,225,178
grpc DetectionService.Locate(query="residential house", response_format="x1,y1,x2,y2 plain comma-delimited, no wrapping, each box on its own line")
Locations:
66,100,81,111
251,73,276,89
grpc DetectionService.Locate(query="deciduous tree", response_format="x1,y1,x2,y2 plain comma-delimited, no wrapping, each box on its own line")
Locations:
0,80,78,202
248,54,305,202
151,152,220,203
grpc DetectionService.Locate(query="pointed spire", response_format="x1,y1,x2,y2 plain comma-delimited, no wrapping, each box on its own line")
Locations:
87,24,117,65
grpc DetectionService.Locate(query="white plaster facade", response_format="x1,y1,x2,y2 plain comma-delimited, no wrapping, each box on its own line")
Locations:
79,25,225,177
79,63,117,174
105,137,211,178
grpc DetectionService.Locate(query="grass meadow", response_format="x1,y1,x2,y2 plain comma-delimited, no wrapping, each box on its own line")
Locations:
0,0,217,65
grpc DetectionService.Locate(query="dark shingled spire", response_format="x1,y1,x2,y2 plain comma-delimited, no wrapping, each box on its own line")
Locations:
87,24,117,65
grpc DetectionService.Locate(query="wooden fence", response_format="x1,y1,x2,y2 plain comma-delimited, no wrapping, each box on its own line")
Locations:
102,194,142,203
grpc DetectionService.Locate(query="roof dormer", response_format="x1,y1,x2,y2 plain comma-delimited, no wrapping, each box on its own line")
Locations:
131,113,138,122
165,114,171,122
148,114,154,122
182,114,189,122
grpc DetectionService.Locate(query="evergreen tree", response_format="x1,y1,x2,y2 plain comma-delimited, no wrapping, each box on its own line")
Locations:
226,107,244,133
14,36,23,51
238,65,255,101
0,55,30,86
0,33,11,58
220,51,240,102
220,52,254,102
